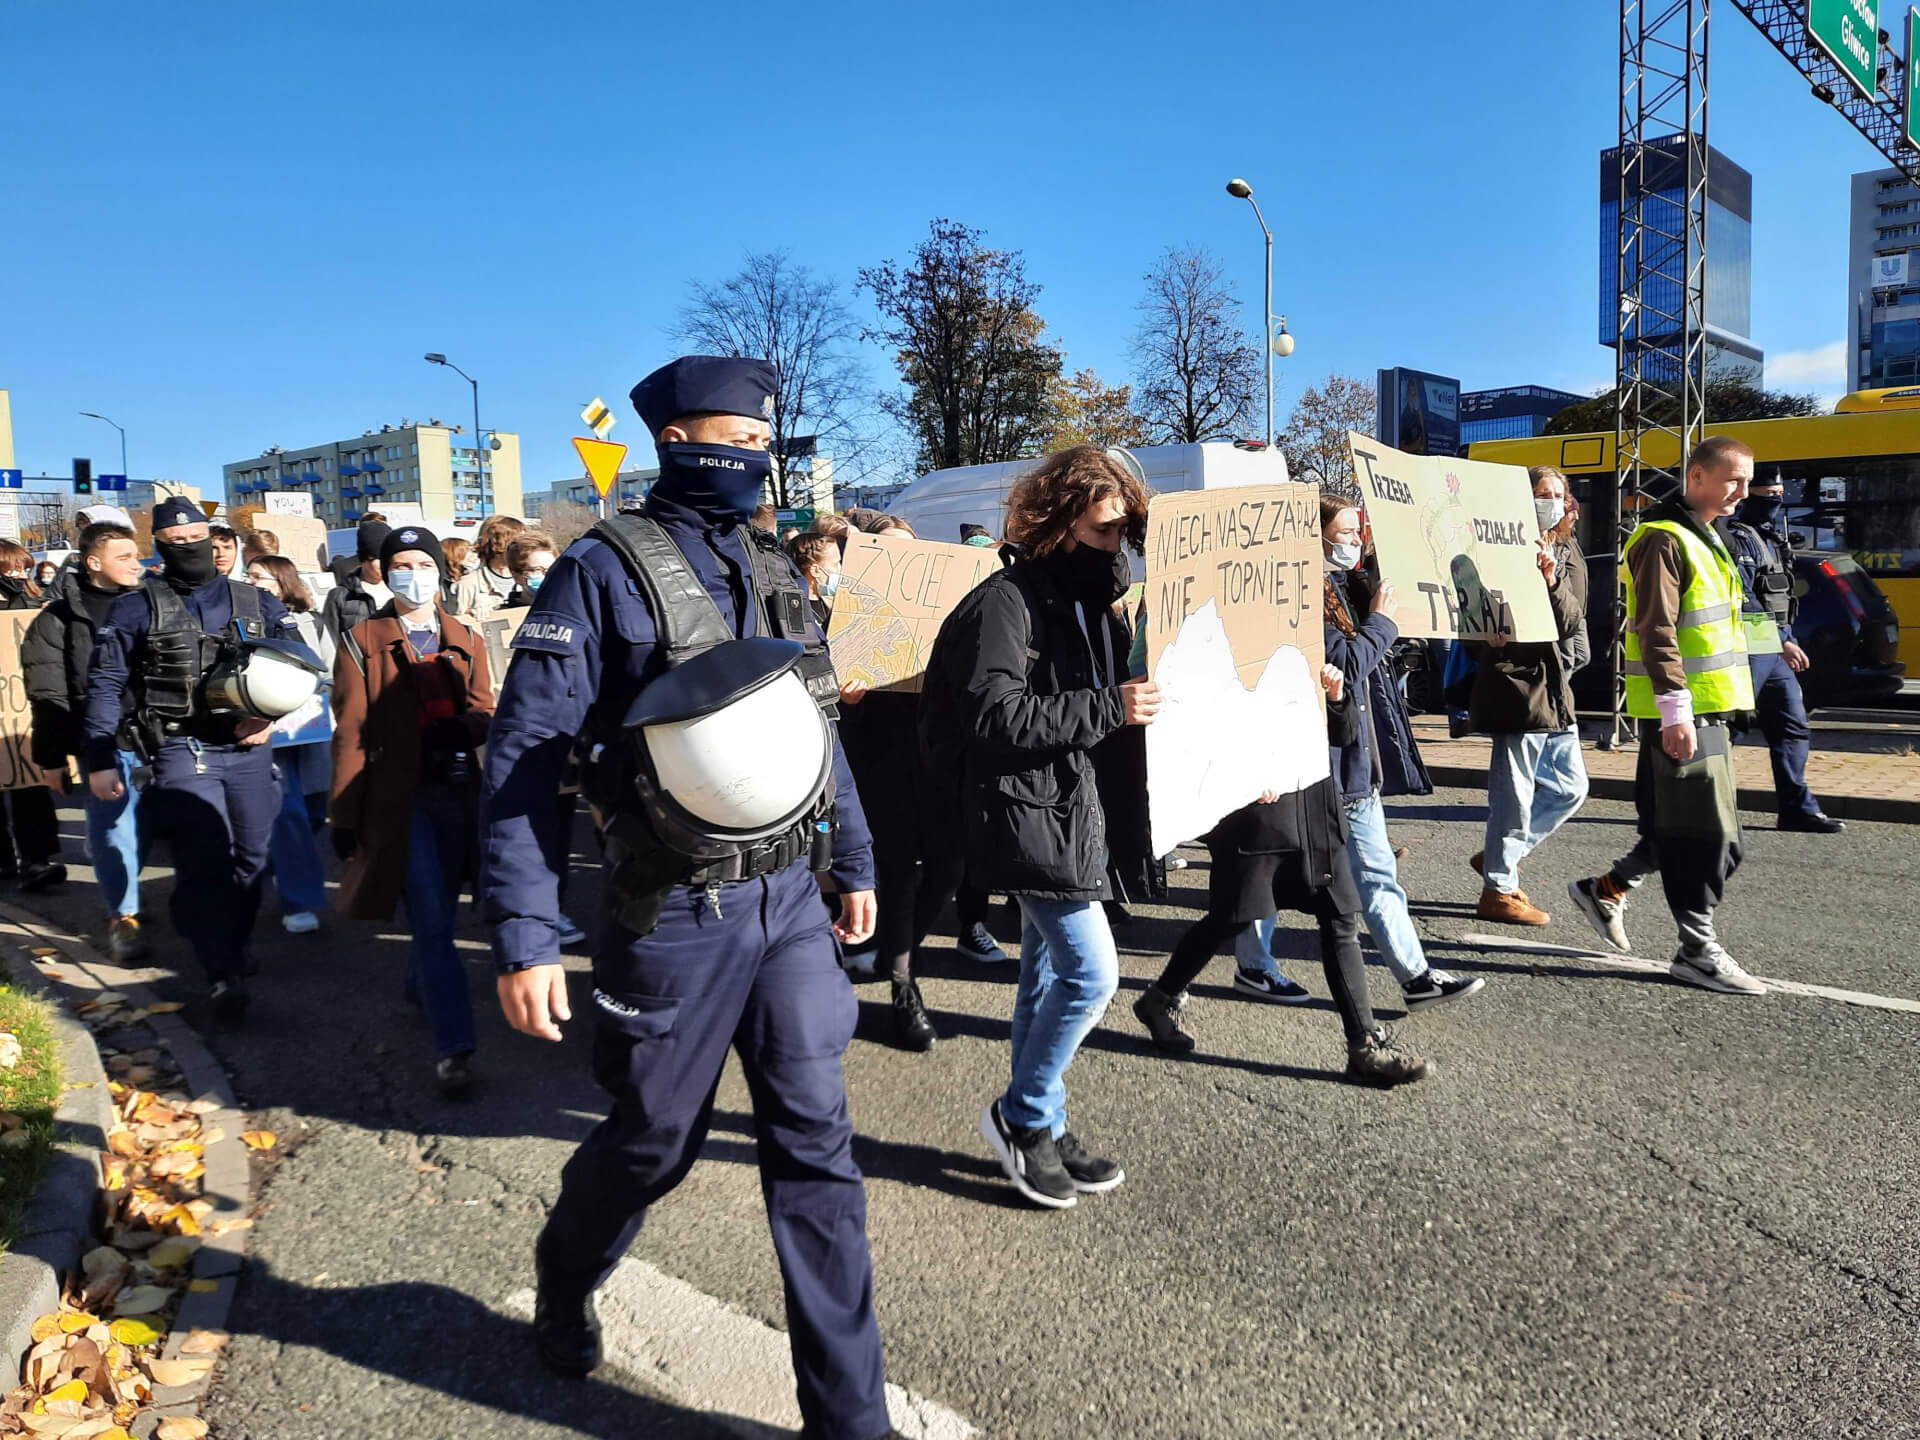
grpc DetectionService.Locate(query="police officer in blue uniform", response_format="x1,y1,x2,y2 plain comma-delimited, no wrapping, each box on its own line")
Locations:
1721,477,1844,834
85,498,305,1019
483,357,897,1440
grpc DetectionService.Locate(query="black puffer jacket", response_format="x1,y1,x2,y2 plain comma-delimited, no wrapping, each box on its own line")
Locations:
20,570,130,768
921,550,1130,901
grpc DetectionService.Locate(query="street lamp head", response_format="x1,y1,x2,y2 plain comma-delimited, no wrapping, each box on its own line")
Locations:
424,352,448,365
1226,178,1254,198
79,412,104,421
1270,317,1296,358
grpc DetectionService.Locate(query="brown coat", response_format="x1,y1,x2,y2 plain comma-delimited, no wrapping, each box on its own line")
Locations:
328,605,495,920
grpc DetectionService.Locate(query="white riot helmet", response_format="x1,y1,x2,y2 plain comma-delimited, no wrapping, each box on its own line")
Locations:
203,635,328,720
623,636,833,853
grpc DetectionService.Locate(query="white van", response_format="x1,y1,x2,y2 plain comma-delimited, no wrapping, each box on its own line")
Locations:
882,442,1290,547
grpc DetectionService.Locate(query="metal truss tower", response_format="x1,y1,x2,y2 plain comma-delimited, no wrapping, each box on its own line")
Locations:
1610,1,1920,742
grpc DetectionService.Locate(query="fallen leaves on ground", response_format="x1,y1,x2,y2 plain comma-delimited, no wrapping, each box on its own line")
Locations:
238,1130,275,1151
0,1082,229,1436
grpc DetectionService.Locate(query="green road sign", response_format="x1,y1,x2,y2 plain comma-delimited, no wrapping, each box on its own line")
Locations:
1809,0,1880,99
1908,7,1920,148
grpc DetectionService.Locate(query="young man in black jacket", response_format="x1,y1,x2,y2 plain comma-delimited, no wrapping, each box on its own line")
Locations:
922,446,1161,1210
20,522,149,959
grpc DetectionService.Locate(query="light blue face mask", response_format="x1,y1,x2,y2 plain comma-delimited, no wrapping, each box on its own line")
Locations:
389,567,438,607
819,572,840,597
525,572,545,593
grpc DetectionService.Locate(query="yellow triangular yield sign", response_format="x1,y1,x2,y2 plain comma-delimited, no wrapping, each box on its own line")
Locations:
572,436,628,498
200,500,221,519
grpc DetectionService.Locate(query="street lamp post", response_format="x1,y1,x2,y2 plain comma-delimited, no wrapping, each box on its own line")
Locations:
78,412,127,478
1224,179,1294,451
424,353,489,517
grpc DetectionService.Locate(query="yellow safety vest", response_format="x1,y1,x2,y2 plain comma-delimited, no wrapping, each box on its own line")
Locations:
1622,518,1755,719
1739,611,1785,656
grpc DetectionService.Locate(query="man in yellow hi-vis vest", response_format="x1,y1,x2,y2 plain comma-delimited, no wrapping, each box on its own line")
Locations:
1567,436,1766,995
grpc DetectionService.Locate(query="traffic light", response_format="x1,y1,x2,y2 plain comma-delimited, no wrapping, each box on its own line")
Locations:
73,458,92,496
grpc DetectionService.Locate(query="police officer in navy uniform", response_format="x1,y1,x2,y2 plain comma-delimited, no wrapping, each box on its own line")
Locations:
482,357,898,1440
1721,476,1844,834
85,497,306,1020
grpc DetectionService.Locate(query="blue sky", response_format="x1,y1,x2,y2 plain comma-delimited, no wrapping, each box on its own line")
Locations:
0,0,1886,491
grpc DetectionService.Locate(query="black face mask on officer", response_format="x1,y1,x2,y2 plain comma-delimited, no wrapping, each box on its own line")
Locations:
157,538,219,586
1739,493,1784,528
655,441,774,525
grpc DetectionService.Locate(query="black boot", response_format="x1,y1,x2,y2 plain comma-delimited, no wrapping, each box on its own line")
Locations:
1346,1024,1429,1088
532,1259,602,1377
891,979,937,1052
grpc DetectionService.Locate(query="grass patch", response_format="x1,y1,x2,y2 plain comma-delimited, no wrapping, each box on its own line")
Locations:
0,985,63,1253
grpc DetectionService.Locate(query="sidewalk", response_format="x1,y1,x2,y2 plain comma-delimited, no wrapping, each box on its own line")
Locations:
1413,715,1920,824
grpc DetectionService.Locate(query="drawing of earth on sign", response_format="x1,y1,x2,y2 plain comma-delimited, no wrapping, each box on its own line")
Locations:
1146,599,1331,859
825,585,920,690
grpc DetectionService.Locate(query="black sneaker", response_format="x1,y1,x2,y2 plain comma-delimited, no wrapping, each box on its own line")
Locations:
890,979,937,1052
435,1053,476,1100
1346,1025,1430,1087
954,921,1009,963
19,861,67,894
208,979,250,1025
1132,985,1196,1053
979,1100,1076,1209
1232,967,1312,1004
531,1259,602,1377
1055,1131,1125,1193
1401,969,1485,1011
1779,811,1845,834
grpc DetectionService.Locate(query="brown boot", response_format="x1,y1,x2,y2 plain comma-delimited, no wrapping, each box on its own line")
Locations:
1476,887,1549,926
1469,852,1520,878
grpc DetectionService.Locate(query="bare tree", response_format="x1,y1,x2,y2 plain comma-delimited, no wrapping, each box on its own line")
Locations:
1047,368,1151,452
1282,374,1378,498
539,500,602,552
860,219,1064,473
675,251,866,508
1130,247,1262,444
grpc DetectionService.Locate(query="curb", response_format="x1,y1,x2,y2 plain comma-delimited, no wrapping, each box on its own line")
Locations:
1421,759,1920,825
0,901,252,1425
0,949,117,1393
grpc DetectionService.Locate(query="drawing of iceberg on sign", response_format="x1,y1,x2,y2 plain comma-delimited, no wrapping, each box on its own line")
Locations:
1146,598,1330,859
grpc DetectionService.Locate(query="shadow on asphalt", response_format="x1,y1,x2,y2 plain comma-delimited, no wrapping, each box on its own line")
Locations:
219,1260,782,1439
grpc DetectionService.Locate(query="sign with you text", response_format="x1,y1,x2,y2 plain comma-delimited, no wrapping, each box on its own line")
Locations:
1143,483,1329,860
1344,433,1556,644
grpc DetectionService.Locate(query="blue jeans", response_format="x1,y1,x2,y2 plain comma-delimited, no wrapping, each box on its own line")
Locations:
1343,791,1427,987
403,790,478,1059
1003,898,1118,1135
269,753,328,915
1483,729,1590,893
84,749,141,919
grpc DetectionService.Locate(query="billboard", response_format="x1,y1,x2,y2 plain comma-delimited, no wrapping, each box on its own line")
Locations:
1376,367,1462,458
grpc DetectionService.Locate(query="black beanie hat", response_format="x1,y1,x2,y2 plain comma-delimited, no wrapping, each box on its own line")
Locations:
356,520,394,561
378,523,446,577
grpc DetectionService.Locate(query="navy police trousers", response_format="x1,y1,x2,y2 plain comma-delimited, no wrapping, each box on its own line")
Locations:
537,861,889,1440
1749,651,1818,821
150,738,277,985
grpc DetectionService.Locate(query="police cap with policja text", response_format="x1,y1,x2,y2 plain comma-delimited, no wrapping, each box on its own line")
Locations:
152,497,203,532
629,356,778,439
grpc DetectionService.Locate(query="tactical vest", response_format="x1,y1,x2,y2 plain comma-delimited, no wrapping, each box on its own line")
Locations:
583,515,841,930
135,576,264,745
1623,519,1755,719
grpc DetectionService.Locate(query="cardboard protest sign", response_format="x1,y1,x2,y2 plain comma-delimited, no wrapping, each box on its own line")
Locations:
477,606,528,689
1344,433,1555,643
1143,484,1330,859
827,534,999,693
0,614,40,791
259,514,330,571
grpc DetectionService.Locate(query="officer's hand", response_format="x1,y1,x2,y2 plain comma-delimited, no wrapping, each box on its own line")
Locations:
1783,639,1810,673
41,768,71,796
1120,678,1162,726
498,964,572,1042
235,716,273,747
1661,721,1696,762
89,770,124,803
834,890,877,947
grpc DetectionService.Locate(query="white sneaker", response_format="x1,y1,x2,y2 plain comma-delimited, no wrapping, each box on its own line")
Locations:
1669,942,1766,996
1567,878,1630,953
282,911,320,935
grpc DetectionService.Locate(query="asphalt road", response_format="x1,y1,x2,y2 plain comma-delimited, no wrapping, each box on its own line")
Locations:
9,785,1918,1439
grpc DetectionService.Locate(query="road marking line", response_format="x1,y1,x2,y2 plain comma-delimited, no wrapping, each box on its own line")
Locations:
1457,933,1920,1015
506,1257,977,1438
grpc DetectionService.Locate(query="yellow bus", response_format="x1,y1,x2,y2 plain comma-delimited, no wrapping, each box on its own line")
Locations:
1467,399,1920,679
